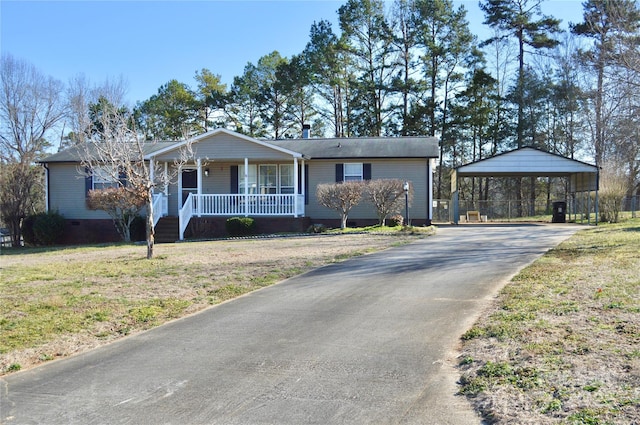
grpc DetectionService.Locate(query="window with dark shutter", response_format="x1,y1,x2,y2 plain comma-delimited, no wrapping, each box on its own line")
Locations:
363,163,371,180
85,168,92,197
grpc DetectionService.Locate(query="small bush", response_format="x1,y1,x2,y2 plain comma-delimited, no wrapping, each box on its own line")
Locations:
22,211,65,246
21,214,38,246
6,363,21,372
226,217,256,236
388,214,404,227
307,223,327,233
33,211,65,245
130,215,147,242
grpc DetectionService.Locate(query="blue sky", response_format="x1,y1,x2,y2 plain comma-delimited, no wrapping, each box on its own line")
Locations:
1,0,584,107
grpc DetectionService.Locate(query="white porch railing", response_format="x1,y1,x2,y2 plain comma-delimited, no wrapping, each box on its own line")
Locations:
179,193,305,240
152,193,169,226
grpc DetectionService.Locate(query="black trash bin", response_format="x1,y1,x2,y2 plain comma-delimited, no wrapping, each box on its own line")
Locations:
552,201,567,223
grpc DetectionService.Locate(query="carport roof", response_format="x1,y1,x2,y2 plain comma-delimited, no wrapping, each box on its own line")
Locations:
451,147,600,225
455,147,598,177
453,147,599,193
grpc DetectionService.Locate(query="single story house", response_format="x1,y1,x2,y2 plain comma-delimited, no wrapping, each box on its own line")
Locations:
40,128,439,243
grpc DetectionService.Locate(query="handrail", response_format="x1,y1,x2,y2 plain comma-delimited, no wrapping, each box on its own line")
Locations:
189,194,302,216
152,193,168,227
178,193,305,240
179,193,194,240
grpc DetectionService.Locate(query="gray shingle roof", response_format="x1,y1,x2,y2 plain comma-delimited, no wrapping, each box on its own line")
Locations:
40,135,439,163
40,142,177,163
267,137,439,159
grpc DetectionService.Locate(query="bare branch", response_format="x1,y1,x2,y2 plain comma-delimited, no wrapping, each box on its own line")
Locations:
316,181,365,229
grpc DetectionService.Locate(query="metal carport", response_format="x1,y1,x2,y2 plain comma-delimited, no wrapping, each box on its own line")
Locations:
451,147,599,224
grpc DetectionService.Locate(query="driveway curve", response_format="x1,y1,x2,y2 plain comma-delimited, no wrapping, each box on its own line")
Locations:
1,224,581,425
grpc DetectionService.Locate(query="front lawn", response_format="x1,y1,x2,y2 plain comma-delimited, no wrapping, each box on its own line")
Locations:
459,218,640,424
1,232,426,374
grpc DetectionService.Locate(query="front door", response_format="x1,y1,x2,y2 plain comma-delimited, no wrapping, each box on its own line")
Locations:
181,169,198,207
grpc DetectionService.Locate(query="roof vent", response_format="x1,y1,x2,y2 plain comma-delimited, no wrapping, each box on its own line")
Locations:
302,124,311,139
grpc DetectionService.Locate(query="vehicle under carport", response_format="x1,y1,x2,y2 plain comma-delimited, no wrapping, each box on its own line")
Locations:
451,147,599,225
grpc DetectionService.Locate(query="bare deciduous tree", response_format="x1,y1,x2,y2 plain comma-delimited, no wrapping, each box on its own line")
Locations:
79,102,192,258
364,179,412,225
599,160,630,223
0,54,66,246
316,181,365,229
65,74,129,148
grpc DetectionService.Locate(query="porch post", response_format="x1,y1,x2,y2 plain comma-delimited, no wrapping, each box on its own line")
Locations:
149,158,155,191
301,159,306,217
244,157,249,217
293,157,299,217
163,162,169,195
197,158,202,217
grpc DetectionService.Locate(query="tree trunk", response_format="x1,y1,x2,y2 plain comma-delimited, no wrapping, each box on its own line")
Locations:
146,196,155,259
9,218,21,247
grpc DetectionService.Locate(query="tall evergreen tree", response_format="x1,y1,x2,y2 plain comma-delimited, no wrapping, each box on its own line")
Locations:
571,0,640,166
228,63,267,138
413,0,479,198
480,0,561,148
255,51,291,139
480,0,560,216
134,80,201,140
194,68,227,132
277,54,317,138
551,35,586,159
339,0,395,136
388,0,422,136
450,68,498,201
303,19,350,137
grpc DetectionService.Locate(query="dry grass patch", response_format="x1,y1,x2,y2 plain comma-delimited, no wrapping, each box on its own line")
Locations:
1,233,424,374
459,219,640,424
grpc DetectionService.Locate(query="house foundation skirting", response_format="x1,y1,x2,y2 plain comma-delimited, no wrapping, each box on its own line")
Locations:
57,216,430,245
184,216,312,240
61,219,123,245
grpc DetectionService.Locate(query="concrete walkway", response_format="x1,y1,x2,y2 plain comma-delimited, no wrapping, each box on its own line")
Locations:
1,224,581,425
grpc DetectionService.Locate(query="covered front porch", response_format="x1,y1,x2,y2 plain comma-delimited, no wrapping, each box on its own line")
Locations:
147,129,308,240
152,191,306,241
178,192,305,240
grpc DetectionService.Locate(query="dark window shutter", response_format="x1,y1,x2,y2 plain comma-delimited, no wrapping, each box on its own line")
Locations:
335,164,344,182
85,167,92,197
230,165,239,194
119,170,127,187
363,163,372,180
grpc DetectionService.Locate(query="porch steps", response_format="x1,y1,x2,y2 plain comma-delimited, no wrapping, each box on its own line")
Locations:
154,217,179,243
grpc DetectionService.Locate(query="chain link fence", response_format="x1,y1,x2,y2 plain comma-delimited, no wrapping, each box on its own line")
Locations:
433,195,639,223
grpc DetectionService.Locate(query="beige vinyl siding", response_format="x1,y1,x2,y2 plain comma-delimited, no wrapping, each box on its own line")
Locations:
154,133,294,162
202,162,232,194
47,163,110,219
305,159,429,221
166,162,234,215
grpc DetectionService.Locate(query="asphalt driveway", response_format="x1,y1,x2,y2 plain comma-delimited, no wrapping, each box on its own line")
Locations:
1,224,581,425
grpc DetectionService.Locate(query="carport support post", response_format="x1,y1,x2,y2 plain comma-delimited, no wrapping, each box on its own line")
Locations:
451,170,459,225
452,191,459,225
